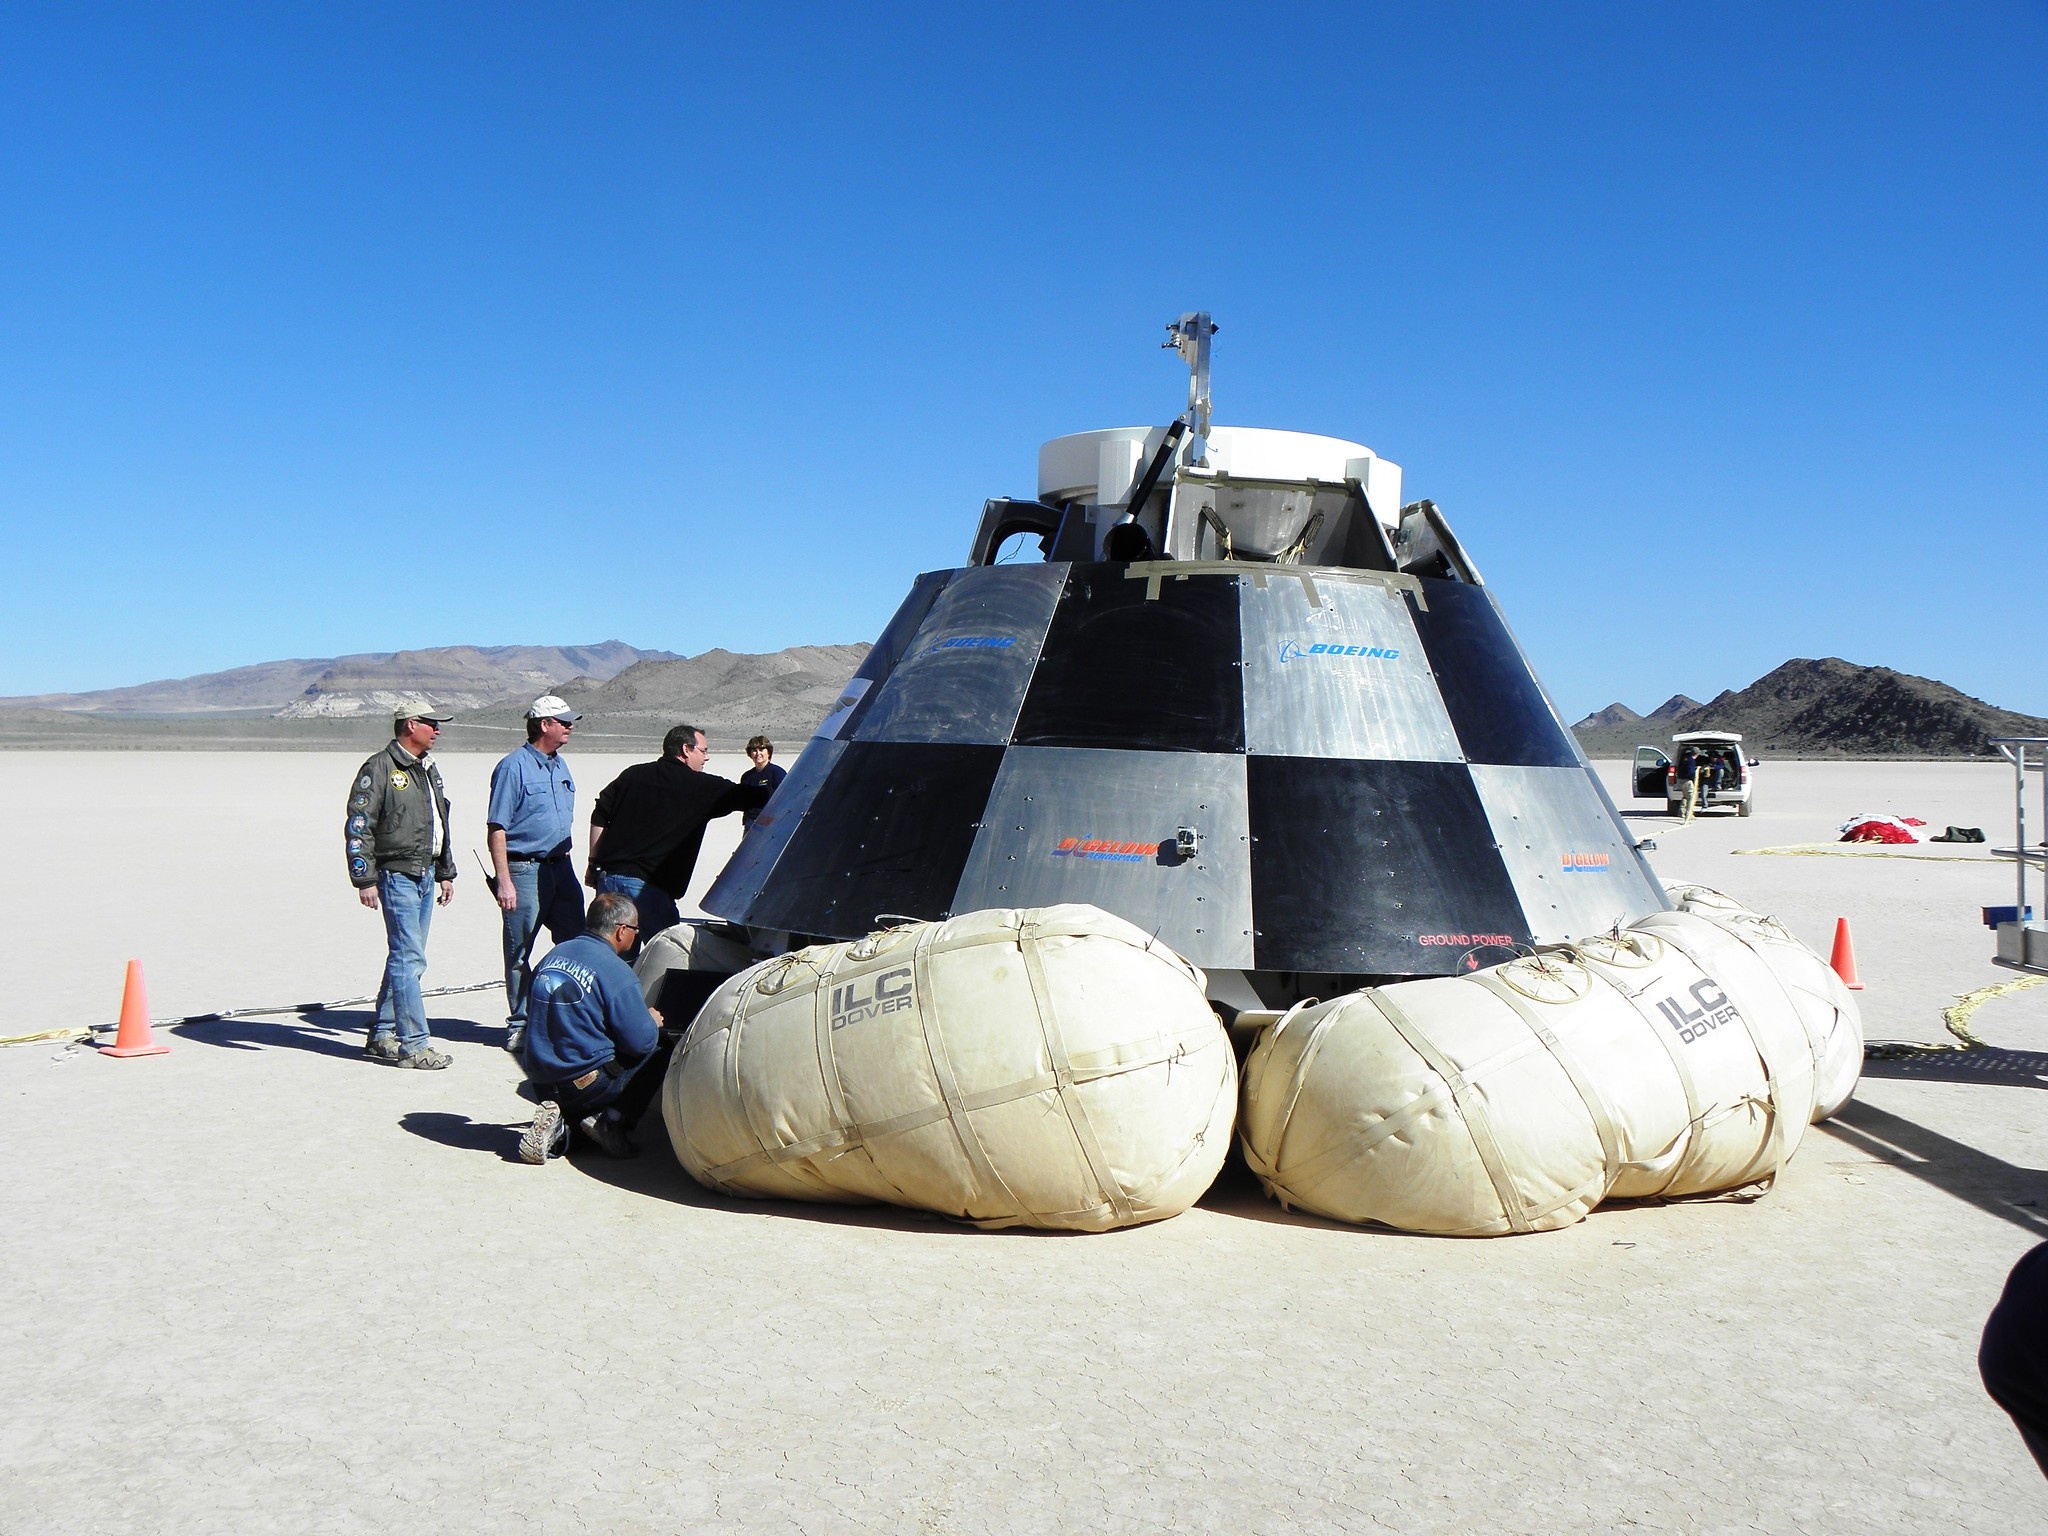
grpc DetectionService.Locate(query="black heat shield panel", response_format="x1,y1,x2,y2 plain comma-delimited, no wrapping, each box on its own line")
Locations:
742,741,1005,938
649,968,731,1035
1247,756,1531,975
1409,579,1579,767
1010,566,1244,753
831,570,953,742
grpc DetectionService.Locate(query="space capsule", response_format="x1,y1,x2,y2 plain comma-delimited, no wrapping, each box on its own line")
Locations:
701,314,1665,1009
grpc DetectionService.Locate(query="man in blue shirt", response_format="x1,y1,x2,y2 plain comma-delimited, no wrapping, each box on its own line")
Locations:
488,694,586,1053
515,891,668,1164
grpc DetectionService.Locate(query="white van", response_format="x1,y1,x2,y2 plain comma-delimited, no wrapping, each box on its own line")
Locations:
1634,731,1755,818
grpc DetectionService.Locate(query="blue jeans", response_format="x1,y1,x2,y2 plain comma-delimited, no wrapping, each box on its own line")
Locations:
529,1038,677,1135
502,855,586,1027
374,868,436,1054
594,873,681,959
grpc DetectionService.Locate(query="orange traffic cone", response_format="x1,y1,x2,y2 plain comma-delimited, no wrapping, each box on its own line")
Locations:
101,960,170,1057
1829,918,1864,992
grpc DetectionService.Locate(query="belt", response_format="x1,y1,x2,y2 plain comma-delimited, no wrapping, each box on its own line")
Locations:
543,1065,606,1093
508,852,570,865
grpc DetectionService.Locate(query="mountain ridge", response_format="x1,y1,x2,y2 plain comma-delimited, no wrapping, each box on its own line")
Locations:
1572,659,2046,758
1,642,675,716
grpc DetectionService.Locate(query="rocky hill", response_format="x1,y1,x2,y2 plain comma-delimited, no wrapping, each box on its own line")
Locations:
1573,660,2047,758
1572,695,1699,735
0,642,672,717
572,645,872,744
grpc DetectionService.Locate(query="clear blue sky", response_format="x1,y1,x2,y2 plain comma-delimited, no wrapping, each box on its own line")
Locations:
3,3,2043,719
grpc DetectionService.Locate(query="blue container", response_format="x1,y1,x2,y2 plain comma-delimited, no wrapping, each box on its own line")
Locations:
1984,905,2035,929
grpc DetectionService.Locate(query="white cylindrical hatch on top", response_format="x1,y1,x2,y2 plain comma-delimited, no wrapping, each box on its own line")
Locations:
1038,425,1402,526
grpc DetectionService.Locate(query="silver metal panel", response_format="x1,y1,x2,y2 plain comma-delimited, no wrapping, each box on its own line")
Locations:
1239,573,1462,761
852,563,1066,746
701,737,848,925
1467,763,1666,944
950,746,1254,970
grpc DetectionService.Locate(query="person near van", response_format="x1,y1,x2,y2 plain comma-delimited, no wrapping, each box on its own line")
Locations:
1674,746,1701,818
345,711,458,1068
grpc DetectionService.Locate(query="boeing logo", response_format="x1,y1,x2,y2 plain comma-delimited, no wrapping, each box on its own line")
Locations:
930,635,1015,652
1277,640,1401,664
1053,837,1159,863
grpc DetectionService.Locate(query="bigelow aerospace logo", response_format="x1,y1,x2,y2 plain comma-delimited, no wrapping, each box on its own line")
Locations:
830,966,914,1030
1560,850,1612,872
1277,640,1401,664
1053,837,1160,863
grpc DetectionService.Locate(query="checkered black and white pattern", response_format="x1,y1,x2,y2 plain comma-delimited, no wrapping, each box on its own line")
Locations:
704,561,1665,980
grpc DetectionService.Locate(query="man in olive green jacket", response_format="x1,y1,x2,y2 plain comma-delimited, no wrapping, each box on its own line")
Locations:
346,711,458,1067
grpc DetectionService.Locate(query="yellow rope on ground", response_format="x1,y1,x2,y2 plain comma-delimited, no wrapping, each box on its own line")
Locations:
1866,974,2048,1058
1943,975,2048,1048
0,1026,94,1048
1734,844,1993,863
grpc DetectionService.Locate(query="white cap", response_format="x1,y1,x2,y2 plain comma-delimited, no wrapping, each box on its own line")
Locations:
526,694,581,723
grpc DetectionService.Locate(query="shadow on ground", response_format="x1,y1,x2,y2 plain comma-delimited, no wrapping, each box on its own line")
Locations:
530,1102,1365,1239
175,1006,503,1056
1823,1097,2048,1239
570,1120,1384,1239
399,1110,528,1163
1863,1049,2048,1089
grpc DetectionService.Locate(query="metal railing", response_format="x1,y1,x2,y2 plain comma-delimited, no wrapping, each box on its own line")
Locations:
1990,737,2048,972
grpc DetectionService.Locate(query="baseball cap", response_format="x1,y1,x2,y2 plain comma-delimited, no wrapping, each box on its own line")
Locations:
526,694,582,723
395,703,453,725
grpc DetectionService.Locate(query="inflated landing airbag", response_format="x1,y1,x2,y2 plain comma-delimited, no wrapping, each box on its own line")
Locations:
1238,890,1862,1235
662,904,1235,1231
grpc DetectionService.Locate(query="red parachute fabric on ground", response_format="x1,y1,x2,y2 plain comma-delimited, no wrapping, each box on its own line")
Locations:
1842,820,1919,844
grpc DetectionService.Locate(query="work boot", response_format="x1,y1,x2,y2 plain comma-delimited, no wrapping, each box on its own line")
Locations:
519,1100,566,1165
396,1045,453,1070
363,1034,401,1063
575,1111,639,1159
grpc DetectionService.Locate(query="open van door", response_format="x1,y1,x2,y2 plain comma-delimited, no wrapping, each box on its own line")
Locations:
1633,745,1671,799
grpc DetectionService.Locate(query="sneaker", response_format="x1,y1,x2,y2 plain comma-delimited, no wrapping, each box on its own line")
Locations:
518,1100,565,1165
575,1112,639,1159
395,1046,453,1070
363,1034,401,1062
504,1026,525,1056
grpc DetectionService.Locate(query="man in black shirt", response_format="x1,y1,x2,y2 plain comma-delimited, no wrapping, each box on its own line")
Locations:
583,723,771,952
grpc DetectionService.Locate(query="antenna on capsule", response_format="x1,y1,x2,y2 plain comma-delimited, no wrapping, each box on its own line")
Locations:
1164,312,1218,462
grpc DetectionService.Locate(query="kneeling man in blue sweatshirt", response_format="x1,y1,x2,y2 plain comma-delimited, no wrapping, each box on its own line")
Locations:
516,890,668,1164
